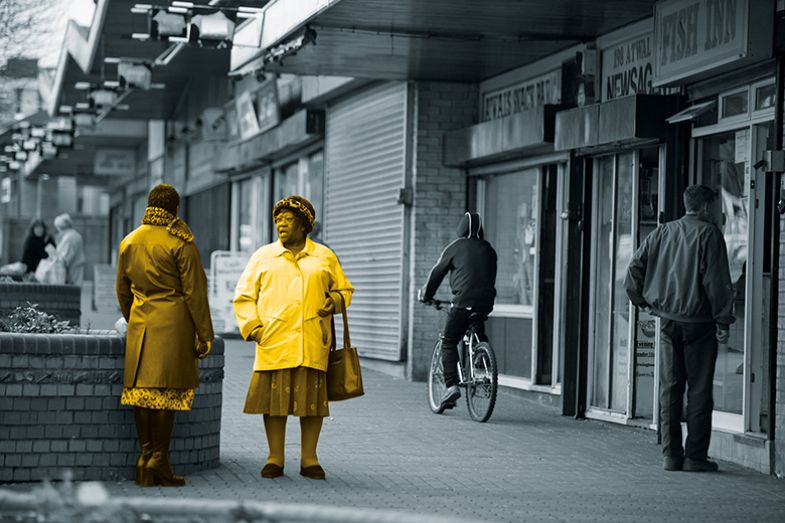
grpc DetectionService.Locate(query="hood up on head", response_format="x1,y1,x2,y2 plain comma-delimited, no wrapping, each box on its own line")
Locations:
456,212,484,239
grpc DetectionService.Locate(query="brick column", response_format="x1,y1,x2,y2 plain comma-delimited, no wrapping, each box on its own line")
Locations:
406,82,478,381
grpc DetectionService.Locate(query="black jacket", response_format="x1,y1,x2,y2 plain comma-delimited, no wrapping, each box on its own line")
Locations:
624,215,735,325
21,234,55,273
423,212,497,310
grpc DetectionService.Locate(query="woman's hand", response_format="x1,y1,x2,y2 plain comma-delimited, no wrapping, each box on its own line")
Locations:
317,296,336,317
195,338,212,359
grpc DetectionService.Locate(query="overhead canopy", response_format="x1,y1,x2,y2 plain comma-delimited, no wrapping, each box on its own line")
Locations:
52,0,253,121
235,0,657,81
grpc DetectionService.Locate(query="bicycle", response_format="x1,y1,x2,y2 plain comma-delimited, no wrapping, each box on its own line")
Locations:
421,297,498,422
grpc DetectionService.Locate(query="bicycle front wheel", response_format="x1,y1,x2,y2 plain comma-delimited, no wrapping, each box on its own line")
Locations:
466,342,498,422
427,339,447,414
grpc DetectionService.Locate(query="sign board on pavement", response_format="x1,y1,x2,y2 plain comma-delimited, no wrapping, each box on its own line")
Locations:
209,250,251,335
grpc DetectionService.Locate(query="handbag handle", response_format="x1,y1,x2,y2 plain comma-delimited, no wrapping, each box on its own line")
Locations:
329,292,351,350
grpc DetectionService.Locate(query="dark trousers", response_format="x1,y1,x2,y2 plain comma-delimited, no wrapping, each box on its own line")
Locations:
659,319,718,461
441,307,488,388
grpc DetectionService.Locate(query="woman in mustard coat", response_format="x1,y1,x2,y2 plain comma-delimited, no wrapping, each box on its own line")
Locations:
233,195,353,480
116,184,214,487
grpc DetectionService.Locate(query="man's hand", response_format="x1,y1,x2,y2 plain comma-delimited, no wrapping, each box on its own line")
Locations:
716,324,730,345
417,288,433,305
317,296,336,317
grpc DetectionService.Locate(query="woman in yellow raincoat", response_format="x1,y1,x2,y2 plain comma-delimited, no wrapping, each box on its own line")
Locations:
116,184,214,487
233,195,353,480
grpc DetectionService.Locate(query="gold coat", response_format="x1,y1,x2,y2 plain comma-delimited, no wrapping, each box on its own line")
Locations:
233,239,353,372
116,218,214,388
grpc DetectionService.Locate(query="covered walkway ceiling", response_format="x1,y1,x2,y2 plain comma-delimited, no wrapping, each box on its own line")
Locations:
249,0,657,81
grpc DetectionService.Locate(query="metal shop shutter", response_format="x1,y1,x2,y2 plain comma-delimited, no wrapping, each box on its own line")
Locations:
324,82,407,361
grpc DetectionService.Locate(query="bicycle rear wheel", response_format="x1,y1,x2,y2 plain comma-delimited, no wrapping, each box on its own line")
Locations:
427,339,447,414
466,342,498,422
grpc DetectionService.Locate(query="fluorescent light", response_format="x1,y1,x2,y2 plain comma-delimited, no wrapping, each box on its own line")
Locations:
75,102,90,110
58,105,73,114
103,80,120,88
168,36,189,43
150,82,166,89
74,81,91,90
133,3,153,9
104,57,121,64
168,6,189,14
238,7,264,13
132,33,151,41
131,7,149,14
171,1,194,8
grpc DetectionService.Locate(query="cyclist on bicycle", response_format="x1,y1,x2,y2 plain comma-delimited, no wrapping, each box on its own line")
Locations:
419,212,497,410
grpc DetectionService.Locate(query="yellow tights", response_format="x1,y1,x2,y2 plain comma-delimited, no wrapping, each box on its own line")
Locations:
262,415,323,468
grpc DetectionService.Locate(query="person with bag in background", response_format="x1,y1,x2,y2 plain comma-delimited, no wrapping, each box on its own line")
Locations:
21,218,56,275
233,195,353,481
625,185,735,473
50,213,85,285
116,184,214,487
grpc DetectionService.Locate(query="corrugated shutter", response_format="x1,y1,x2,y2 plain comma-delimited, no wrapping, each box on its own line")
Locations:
324,83,407,361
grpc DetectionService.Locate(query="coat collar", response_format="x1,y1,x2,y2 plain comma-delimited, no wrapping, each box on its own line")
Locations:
272,237,319,257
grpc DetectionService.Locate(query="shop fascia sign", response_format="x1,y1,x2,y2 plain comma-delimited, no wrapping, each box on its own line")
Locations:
653,0,770,87
602,28,664,102
94,148,136,177
0,177,11,204
480,69,562,122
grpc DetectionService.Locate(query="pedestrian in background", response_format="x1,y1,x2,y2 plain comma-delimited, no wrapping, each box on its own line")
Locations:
233,195,353,480
21,218,55,274
116,184,214,487
625,184,734,473
51,213,85,285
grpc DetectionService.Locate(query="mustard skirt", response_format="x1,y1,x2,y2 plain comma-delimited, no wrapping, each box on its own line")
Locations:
120,387,195,411
244,366,329,417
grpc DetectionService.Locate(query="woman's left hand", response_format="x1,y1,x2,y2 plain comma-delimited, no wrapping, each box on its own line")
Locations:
195,338,212,359
317,296,335,317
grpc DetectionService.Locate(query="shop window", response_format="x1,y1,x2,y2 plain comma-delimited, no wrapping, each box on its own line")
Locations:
754,82,776,112
273,150,325,240
720,88,749,120
482,169,538,308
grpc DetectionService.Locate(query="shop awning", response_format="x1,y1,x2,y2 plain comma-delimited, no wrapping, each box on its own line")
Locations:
665,100,716,124
555,95,681,152
232,0,658,81
444,105,562,167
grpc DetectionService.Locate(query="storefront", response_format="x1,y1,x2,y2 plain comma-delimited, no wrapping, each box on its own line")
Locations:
649,0,775,471
555,15,681,424
445,58,579,394
217,76,325,254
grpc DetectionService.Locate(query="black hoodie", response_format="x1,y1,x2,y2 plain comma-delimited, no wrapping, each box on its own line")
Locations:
422,212,497,310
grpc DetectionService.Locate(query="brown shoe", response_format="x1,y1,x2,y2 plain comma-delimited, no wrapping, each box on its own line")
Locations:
300,465,326,480
261,463,284,478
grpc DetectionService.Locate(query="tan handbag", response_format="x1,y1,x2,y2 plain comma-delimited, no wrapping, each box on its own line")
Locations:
326,294,364,401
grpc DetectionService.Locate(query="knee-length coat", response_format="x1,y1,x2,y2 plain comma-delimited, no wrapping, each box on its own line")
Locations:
116,218,213,388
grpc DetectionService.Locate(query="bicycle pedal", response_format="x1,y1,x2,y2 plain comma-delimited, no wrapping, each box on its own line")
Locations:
441,401,458,410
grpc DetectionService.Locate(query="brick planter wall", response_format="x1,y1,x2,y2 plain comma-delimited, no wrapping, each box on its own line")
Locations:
0,283,81,325
0,332,224,483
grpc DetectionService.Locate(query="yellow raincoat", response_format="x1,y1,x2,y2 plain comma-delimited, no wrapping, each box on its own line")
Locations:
233,238,353,372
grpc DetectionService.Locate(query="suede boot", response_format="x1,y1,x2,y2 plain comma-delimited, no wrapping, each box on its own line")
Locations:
145,409,185,487
133,407,154,486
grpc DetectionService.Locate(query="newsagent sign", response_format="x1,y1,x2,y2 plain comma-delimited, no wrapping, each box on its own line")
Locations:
653,0,770,86
601,31,658,102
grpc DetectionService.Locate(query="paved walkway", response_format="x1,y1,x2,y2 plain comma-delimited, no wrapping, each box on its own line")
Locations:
89,339,784,522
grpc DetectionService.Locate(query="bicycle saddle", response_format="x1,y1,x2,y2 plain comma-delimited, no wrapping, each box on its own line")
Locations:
468,312,487,323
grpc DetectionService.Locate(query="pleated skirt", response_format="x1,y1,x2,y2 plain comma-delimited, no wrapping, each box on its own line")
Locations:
120,387,195,411
243,366,329,417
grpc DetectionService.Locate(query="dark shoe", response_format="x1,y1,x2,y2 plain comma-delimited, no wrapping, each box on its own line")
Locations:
683,458,719,472
663,457,683,471
300,464,326,480
440,385,461,410
261,463,284,478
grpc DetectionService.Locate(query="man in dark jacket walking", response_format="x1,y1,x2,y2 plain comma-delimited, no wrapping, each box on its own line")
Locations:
420,212,497,410
625,185,734,473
